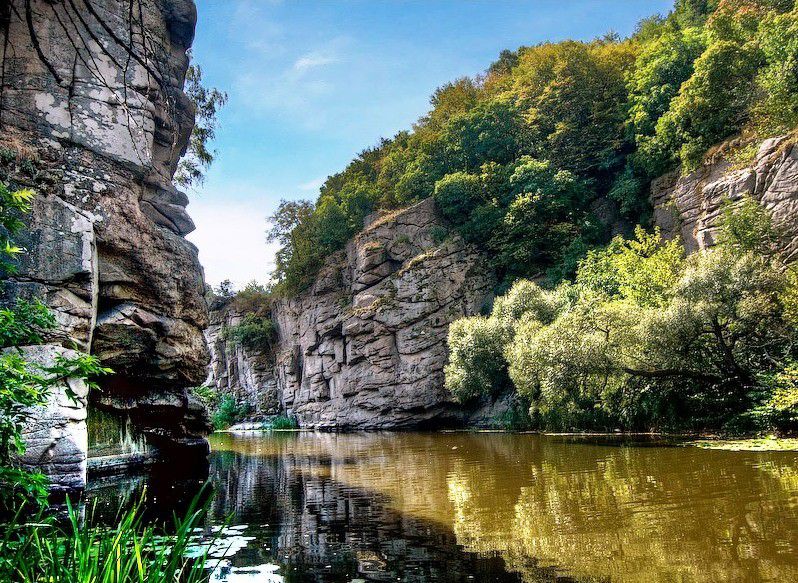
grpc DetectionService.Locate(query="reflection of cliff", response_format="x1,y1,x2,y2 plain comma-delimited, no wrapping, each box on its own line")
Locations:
208,434,565,582
210,433,798,583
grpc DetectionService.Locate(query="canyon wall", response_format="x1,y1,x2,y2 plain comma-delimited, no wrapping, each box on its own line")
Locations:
204,303,280,414
208,136,798,430
272,198,499,428
209,198,513,428
0,0,208,489
652,136,798,256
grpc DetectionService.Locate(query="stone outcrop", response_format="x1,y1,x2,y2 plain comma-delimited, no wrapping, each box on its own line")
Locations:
13,345,90,492
271,198,499,428
653,136,798,257
1,0,209,489
204,304,280,414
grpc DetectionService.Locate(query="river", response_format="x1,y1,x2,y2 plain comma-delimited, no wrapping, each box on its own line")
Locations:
87,431,798,582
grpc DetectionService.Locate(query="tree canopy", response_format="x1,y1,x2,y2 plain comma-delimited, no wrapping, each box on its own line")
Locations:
269,0,798,296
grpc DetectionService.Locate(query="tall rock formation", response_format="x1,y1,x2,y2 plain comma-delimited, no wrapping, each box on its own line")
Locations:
208,198,510,428
652,136,798,257
1,0,208,489
204,302,280,414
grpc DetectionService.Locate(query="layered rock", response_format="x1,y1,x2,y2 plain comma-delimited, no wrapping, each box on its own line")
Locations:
1,0,209,489
271,198,499,428
204,304,280,414
652,136,798,257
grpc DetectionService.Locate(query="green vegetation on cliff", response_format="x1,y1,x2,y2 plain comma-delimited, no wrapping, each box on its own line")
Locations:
269,0,798,295
0,181,110,510
446,199,798,432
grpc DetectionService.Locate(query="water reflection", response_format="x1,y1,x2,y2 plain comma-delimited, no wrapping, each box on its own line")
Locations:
89,432,798,582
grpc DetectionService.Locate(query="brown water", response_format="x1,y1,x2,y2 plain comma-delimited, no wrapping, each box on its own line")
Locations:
89,431,798,582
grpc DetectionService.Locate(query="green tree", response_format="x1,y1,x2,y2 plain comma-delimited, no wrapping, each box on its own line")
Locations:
175,59,228,187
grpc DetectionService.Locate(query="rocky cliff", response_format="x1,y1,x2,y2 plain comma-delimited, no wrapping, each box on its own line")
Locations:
204,303,280,414
653,136,798,256
209,198,512,428
208,136,798,431
1,0,209,489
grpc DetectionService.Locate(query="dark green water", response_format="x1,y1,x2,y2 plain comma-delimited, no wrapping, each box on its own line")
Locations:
88,432,798,582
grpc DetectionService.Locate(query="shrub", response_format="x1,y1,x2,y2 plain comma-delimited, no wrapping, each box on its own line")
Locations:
270,415,299,430
433,171,482,224
211,396,252,430
445,316,508,402
225,314,276,351
448,199,798,432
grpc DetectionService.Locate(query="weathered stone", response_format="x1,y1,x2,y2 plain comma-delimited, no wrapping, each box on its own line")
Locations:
11,345,89,491
204,306,280,414
271,198,497,428
206,199,507,428
652,136,798,260
1,0,210,487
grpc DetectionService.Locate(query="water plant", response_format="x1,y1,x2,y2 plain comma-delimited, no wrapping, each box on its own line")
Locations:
0,491,212,583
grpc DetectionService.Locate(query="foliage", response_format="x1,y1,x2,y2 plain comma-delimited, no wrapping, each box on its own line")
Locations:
175,57,228,187
270,415,299,430
447,199,798,432
762,362,798,428
0,183,111,511
717,195,780,255
190,385,219,412
264,1,798,294
445,316,508,402
224,314,276,352
444,280,565,402
0,492,211,583
212,396,252,430
0,298,56,348
0,182,34,276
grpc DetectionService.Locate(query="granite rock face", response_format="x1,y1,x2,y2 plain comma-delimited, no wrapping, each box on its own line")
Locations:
1,0,210,488
652,136,798,258
204,304,280,414
12,345,90,492
271,198,498,428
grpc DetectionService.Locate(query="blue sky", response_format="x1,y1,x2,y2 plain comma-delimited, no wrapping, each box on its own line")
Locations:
186,0,674,288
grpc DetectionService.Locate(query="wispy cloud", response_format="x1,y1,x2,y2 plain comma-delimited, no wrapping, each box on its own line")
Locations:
293,51,338,73
230,35,351,131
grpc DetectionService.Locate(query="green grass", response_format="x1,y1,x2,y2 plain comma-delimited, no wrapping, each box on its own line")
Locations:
0,489,212,582
270,415,299,430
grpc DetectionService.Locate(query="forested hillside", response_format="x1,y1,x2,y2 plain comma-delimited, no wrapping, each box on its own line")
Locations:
269,0,798,295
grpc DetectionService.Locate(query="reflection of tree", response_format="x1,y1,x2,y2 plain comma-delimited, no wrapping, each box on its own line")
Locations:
446,442,798,583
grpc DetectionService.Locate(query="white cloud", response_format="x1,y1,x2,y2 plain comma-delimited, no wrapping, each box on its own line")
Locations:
293,52,338,73
231,36,350,130
186,199,279,289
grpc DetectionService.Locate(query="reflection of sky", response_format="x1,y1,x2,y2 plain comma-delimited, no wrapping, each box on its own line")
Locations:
208,560,283,583
190,524,284,582
187,1,674,288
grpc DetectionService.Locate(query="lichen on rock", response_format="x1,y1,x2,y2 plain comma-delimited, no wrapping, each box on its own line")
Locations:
1,0,210,488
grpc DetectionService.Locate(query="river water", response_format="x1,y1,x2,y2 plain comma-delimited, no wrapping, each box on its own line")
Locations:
88,431,798,582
